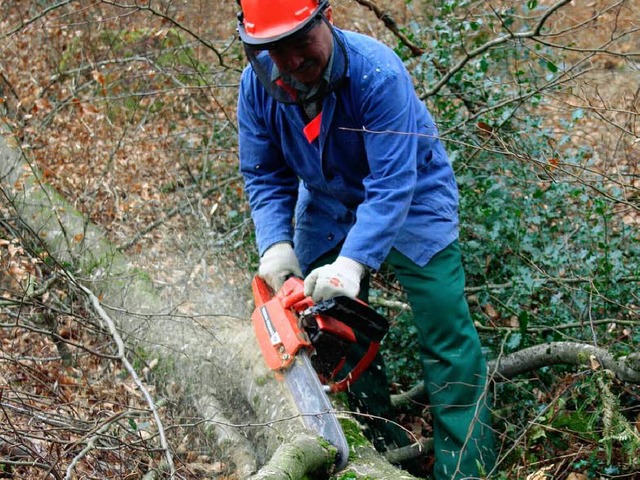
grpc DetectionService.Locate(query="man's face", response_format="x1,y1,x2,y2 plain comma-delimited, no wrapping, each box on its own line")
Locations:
268,15,334,86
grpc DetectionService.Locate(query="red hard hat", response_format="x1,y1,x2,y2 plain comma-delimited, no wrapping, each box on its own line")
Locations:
238,0,329,47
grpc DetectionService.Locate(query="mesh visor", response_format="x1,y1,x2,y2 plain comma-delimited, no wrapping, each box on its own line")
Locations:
243,18,348,104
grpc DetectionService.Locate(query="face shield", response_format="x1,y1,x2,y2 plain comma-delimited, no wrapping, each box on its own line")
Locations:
240,16,349,105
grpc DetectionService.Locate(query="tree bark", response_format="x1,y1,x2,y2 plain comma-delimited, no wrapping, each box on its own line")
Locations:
249,433,336,480
392,341,640,408
490,341,640,383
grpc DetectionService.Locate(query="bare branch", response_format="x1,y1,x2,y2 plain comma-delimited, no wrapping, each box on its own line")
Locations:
71,278,176,477
392,341,640,408
351,0,424,56
99,0,240,71
491,341,640,383
1,0,75,39
421,0,573,98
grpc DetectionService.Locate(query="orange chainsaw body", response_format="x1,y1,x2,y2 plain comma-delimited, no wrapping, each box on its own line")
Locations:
251,275,314,371
251,275,388,393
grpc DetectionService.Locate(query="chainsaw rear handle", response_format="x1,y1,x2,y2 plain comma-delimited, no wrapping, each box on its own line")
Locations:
304,296,389,343
300,294,389,393
327,340,381,393
251,275,309,310
253,275,389,346
278,275,314,310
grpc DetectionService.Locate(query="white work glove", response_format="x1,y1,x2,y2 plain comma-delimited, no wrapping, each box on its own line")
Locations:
304,256,366,302
258,242,302,292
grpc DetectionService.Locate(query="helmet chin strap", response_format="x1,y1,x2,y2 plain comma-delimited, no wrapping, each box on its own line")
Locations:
243,17,347,105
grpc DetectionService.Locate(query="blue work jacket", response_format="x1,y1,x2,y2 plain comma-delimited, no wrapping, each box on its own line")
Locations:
238,28,459,274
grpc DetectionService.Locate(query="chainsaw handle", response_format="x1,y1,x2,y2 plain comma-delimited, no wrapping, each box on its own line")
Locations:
278,276,315,310
329,341,381,393
251,275,274,307
308,296,389,343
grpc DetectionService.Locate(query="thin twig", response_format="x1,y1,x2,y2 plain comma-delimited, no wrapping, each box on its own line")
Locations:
98,0,239,71
71,278,176,478
1,0,75,39
116,174,241,252
421,0,573,98
64,419,120,480
351,0,424,56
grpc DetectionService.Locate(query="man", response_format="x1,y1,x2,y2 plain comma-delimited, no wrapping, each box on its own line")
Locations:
236,0,496,478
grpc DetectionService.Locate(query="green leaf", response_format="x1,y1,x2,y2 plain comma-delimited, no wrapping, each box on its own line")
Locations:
529,425,547,442
527,0,538,10
572,108,584,121
552,411,593,436
546,60,558,72
506,332,522,350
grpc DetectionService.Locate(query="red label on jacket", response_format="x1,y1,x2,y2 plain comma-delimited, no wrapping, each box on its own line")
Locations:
303,113,322,143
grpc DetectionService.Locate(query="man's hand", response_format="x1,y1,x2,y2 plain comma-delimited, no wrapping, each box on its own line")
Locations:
259,242,302,292
304,256,365,302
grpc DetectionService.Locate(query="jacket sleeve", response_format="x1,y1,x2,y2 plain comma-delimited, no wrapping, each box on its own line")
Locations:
237,69,299,256
339,66,419,270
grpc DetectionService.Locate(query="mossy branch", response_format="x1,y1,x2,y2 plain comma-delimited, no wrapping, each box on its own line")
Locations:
392,341,640,408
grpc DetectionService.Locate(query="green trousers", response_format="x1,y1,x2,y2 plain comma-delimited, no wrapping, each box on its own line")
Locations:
310,241,496,479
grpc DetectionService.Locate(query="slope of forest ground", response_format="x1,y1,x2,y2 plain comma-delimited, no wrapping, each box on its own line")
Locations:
1,0,639,479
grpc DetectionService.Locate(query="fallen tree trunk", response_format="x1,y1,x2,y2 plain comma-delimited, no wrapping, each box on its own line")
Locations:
340,441,424,480
250,431,425,480
249,432,337,480
0,132,297,476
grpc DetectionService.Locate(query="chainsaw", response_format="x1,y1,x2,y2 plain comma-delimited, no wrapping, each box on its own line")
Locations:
251,275,389,469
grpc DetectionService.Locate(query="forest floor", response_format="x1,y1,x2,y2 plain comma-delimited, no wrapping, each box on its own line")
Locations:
1,0,639,479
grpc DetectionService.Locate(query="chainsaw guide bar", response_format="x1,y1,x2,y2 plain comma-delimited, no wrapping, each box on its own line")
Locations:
283,351,349,469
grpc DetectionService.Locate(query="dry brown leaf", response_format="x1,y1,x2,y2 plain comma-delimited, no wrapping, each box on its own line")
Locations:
526,465,553,479
589,355,601,371
187,461,228,475
7,243,23,257
56,375,77,386
34,97,52,112
81,103,100,115
8,264,27,281
477,121,493,136
483,303,500,321
565,473,588,480
91,70,105,86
